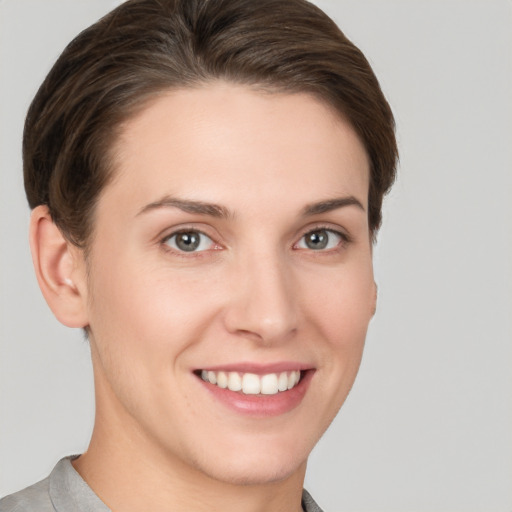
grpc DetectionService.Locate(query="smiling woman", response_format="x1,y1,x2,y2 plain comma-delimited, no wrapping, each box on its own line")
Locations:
0,1,398,511
67,86,377,493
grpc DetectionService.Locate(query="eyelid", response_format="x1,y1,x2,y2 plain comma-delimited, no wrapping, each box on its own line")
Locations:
157,222,219,243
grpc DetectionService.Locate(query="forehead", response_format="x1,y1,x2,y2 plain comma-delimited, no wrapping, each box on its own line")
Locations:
102,82,370,216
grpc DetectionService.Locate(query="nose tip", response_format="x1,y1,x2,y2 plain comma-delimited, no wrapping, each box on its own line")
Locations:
223,259,298,345
241,310,297,345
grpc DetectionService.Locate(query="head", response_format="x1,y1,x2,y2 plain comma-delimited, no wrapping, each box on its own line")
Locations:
25,0,397,490
24,0,396,250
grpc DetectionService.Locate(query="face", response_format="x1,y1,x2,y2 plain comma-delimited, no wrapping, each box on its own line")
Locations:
79,83,376,485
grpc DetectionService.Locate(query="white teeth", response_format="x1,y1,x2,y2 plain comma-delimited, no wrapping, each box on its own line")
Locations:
228,372,242,391
216,371,228,388
242,373,261,394
200,370,302,395
278,372,288,392
287,372,295,389
261,373,278,395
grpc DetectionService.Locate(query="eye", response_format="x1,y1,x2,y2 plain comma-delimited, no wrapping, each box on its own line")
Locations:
296,228,345,251
164,230,216,253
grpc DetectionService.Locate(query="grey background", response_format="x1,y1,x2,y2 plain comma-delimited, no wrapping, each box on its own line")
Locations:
1,1,511,510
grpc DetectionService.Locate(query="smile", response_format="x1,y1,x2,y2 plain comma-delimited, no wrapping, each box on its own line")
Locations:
200,370,302,395
195,365,314,416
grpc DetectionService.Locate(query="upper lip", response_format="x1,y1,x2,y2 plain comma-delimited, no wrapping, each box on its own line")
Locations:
196,362,314,374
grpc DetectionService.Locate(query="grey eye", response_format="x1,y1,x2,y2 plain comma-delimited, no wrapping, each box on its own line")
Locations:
165,231,214,252
298,229,342,251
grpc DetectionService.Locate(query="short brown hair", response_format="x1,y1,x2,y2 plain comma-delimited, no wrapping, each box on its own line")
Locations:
23,0,398,248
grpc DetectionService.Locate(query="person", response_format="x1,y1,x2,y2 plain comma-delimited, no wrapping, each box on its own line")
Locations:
0,0,397,510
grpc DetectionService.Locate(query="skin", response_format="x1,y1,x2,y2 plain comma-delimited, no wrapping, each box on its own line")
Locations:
31,82,376,512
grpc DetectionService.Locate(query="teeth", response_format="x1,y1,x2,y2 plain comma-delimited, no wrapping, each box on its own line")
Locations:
261,373,278,395
278,372,288,392
216,371,228,389
200,370,302,395
287,370,300,389
228,372,242,391
242,373,261,394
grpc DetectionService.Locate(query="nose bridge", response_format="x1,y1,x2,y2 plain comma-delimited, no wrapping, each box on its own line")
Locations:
225,245,298,343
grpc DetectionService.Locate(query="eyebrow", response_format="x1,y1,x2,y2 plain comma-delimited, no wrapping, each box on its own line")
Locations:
301,196,365,216
137,195,365,219
137,196,231,218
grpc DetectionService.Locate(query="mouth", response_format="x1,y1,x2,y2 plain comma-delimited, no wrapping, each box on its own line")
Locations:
193,366,314,416
196,369,303,395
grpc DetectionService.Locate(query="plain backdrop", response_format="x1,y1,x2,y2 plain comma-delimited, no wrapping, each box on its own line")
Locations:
1,1,511,511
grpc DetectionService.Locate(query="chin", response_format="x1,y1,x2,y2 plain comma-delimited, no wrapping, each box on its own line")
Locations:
198,454,307,486
181,431,312,486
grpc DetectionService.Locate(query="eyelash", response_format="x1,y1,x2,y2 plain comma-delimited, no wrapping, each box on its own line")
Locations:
160,225,351,256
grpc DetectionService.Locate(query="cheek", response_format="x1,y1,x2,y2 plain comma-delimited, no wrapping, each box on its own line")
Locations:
85,260,222,426
305,263,374,393
86,254,224,371
305,260,375,340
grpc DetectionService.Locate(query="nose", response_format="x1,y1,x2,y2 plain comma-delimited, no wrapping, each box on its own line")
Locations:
223,251,298,345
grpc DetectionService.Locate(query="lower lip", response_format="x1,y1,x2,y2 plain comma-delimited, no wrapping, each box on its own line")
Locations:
197,370,314,417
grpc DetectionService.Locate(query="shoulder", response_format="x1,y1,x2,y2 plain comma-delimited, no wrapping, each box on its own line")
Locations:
302,489,324,512
0,476,53,512
1,456,109,512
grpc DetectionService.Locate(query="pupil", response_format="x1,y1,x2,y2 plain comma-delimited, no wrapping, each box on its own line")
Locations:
176,232,200,252
306,230,328,250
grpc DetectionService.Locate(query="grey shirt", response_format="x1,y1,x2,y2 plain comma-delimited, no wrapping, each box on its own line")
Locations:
1,457,323,512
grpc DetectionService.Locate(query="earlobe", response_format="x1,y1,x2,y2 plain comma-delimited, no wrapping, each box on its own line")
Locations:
29,205,89,328
371,282,378,317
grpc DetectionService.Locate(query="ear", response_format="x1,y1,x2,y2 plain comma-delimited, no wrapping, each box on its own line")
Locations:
29,205,89,328
371,282,378,317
